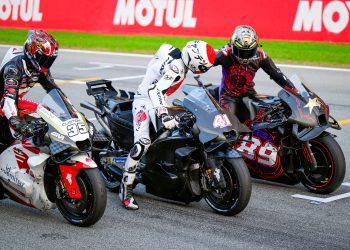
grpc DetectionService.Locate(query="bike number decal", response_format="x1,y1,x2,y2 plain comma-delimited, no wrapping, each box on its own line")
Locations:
237,135,279,167
67,122,88,137
213,114,232,128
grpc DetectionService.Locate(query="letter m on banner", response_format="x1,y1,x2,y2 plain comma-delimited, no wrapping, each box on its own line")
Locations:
113,0,135,25
293,0,322,32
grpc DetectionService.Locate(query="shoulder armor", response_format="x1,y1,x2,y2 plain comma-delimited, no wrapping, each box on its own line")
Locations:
257,48,268,60
168,59,186,78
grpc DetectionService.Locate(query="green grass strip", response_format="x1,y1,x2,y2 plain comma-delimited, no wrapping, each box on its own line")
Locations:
0,28,349,68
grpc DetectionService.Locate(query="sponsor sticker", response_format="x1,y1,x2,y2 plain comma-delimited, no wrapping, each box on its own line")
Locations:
213,114,232,128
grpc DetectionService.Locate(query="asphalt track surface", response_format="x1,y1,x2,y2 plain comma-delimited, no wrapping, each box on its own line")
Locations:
0,46,349,250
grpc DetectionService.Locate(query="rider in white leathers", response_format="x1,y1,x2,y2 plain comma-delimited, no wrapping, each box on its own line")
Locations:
119,40,216,210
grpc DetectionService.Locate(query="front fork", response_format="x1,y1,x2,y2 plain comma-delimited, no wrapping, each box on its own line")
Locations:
300,141,318,171
58,155,97,199
205,156,227,189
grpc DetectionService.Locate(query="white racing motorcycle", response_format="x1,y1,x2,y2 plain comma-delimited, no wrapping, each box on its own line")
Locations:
0,89,106,227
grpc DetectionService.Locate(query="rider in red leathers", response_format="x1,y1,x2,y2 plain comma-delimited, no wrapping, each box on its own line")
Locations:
214,25,294,121
0,30,60,145
119,40,216,210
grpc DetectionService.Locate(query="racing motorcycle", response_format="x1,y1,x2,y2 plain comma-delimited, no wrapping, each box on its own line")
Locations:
207,75,345,194
0,89,107,227
81,77,252,216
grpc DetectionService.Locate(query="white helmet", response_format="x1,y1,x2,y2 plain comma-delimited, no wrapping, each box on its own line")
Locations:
181,40,216,74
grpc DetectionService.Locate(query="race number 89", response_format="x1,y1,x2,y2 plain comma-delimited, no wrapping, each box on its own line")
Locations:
237,135,279,167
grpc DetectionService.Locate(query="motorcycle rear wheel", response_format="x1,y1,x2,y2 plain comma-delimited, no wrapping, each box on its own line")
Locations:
56,168,107,227
204,158,252,216
301,134,345,194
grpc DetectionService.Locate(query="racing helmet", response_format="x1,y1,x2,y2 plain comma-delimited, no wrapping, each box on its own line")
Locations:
24,30,59,73
230,25,259,64
181,40,216,74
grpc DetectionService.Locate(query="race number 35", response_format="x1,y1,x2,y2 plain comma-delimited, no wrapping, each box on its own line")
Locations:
67,123,88,137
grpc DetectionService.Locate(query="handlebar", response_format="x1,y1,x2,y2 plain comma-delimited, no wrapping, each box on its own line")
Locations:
21,118,48,138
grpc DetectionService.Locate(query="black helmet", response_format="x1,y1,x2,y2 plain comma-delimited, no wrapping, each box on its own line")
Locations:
231,25,259,64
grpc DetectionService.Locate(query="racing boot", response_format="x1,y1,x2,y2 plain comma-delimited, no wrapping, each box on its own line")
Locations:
119,172,139,210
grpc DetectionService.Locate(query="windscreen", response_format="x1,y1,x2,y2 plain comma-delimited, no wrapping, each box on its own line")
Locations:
41,89,79,121
289,75,312,103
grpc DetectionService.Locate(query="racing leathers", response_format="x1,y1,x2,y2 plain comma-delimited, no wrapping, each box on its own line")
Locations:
214,44,293,121
120,44,187,210
0,47,59,143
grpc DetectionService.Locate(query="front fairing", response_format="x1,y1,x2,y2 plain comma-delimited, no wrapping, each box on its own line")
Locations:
182,85,236,144
36,89,91,156
278,75,329,128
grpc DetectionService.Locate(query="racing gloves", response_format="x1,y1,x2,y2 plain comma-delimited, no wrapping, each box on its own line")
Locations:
8,116,27,132
156,106,178,130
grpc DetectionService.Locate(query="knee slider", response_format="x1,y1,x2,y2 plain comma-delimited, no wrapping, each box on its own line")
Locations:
130,138,151,161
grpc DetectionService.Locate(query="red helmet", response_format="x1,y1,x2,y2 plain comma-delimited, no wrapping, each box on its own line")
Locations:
24,30,59,73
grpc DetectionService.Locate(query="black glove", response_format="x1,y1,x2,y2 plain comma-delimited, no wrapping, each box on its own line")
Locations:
8,116,28,133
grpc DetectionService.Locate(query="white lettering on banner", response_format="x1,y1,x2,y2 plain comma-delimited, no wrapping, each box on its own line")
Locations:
293,0,350,34
113,0,197,28
0,0,42,22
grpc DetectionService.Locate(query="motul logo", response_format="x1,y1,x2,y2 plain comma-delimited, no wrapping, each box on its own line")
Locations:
0,0,42,22
293,0,350,34
113,0,197,28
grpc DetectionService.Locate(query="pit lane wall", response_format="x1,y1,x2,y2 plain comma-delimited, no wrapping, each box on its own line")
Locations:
0,0,349,43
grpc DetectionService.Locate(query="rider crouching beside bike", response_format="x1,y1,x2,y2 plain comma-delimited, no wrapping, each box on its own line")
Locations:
0,30,60,145
120,41,216,210
214,25,294,122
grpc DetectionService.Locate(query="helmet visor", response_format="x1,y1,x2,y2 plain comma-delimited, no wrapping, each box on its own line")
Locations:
232,46,257,60
34,51,57,70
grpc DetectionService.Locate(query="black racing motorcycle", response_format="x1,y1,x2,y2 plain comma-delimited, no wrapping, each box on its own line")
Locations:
80,77,252,216
207,75,345,194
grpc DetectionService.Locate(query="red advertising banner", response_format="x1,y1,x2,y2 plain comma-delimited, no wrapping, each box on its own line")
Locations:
0,0,349,43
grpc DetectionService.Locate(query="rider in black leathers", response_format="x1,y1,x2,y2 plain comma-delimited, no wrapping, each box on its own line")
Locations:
214,25,294,122
0,30,60,145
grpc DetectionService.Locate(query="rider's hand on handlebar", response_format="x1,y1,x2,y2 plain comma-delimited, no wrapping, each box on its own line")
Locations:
156,106,178,130
160,114,178,130
9,116,28,133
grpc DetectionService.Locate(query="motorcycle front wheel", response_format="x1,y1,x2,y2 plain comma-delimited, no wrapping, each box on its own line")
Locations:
56,168,107,227
204,158,252,216
301,134,346,194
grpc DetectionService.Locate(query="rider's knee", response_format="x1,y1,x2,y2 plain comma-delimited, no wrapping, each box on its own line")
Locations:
130,137,151,161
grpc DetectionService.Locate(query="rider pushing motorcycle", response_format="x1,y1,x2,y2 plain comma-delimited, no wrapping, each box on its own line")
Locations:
214,25,295,121
0,30,60,145
120,40,216,210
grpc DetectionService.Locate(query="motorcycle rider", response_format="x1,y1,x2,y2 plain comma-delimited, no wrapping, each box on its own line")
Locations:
0,30,60,145
120,40,216,210
214,25,294,121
